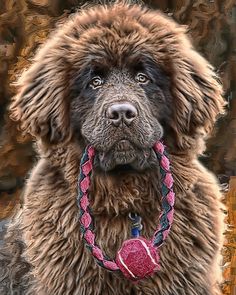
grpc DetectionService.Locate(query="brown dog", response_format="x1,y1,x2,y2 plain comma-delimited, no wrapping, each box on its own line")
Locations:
6,2,225,294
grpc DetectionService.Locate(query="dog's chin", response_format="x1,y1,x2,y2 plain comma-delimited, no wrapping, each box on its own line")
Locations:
93,140,158,173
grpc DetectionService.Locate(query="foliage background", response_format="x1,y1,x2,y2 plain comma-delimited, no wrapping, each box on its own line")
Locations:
0,0,235,294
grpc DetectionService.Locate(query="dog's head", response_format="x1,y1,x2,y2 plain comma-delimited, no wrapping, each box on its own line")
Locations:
10,3,225,172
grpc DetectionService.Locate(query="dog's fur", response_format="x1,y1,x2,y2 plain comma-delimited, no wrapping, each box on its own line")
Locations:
4,2,225,295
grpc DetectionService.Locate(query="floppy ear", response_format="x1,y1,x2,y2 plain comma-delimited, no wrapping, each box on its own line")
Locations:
9,39,72,145
169,35,225,151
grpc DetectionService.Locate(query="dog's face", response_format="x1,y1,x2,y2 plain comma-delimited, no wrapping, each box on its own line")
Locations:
70,56,172,171
10,3,225,172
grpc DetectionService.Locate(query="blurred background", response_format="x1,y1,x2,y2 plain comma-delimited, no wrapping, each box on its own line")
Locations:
0,0,235,294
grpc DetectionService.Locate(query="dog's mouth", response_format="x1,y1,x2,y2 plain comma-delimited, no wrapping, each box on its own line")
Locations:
93,139,158,172
109,164,134,174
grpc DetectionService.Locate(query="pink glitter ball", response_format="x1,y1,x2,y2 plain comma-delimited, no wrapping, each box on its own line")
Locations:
116,237,160,281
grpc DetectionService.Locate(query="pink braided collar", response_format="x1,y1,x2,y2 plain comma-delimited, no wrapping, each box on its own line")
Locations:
77,141,175,281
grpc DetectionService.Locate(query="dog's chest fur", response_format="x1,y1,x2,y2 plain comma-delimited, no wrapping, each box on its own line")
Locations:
20,145,223,295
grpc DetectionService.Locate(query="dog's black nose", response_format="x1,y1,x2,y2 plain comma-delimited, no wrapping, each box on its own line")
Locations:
106,103,138,126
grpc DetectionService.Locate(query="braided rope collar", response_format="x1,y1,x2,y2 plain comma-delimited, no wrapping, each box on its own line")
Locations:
77,141,175,281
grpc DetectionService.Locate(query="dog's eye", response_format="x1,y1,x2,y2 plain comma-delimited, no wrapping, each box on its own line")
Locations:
89,76,103,89
135,73,149,84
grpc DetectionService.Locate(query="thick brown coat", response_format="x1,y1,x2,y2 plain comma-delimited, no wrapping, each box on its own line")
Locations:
6,2,225,295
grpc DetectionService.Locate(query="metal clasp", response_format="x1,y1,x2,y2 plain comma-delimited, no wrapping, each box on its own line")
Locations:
128,212,143,238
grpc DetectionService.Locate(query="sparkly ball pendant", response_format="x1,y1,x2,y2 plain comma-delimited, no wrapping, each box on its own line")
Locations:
115,237,160,281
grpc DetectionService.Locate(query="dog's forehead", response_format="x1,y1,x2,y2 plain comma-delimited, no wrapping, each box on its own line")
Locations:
75,3,177,35
67,4,181,69
78,24,150,65
103,69,136,85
